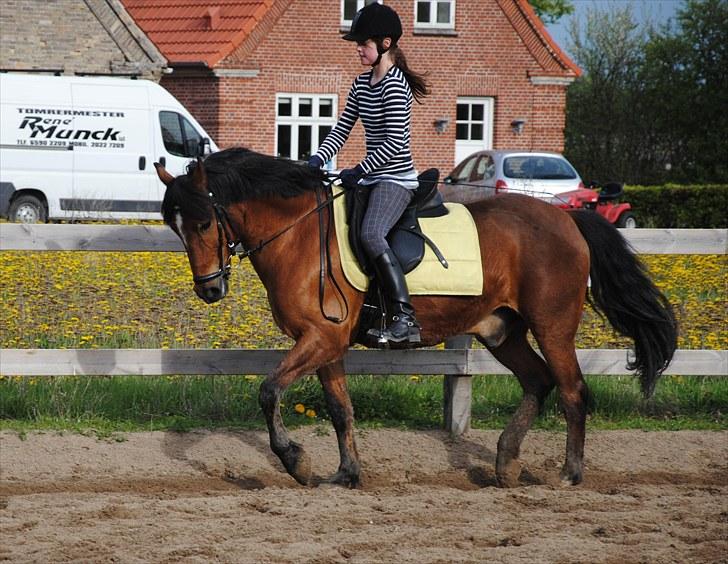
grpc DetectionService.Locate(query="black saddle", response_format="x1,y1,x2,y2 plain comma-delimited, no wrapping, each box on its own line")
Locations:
345,168,449,276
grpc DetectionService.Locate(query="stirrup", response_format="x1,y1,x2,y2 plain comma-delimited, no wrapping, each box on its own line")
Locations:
368,315,421,344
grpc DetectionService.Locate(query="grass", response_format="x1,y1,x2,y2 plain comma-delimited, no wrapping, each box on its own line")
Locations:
1,374,725,434
0,251,726,433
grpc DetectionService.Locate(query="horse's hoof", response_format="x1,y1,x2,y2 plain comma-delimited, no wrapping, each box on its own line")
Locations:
321,469,361,489
495,459,522,488
280,442,312,486
559,466,583,486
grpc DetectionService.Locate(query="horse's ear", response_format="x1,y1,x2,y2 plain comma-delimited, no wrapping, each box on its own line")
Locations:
190,157,207,192
154,162,175,186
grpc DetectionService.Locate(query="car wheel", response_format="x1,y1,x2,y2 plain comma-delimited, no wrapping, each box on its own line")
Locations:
617,211,637,228
8,194,47,223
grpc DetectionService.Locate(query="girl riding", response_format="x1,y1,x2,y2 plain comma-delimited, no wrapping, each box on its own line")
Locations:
308,3,430,344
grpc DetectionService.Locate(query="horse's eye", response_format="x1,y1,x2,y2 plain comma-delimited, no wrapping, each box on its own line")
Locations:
198,221,212,232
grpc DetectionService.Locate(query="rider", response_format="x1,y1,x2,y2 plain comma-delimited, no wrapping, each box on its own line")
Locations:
308,3,430,344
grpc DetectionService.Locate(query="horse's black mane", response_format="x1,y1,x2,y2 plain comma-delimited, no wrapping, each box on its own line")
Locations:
161,147,326,223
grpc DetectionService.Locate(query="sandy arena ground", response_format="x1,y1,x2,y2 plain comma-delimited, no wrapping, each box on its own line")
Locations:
1,428,726,563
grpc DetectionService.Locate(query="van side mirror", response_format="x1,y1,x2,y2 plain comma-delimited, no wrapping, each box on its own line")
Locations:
184,139,200,158
184,138,212,158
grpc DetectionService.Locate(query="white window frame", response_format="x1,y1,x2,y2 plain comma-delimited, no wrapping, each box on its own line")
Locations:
341,0,382,28
455,97,494,164
414,0,455,30
275,93,338,165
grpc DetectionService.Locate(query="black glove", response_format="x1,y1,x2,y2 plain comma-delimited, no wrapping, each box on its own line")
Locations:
339,165,365,189
307,155,324,169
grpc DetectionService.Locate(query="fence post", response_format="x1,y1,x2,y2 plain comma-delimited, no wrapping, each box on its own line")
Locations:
443,335,473,436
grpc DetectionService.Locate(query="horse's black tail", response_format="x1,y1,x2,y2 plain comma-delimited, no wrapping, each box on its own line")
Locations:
569,210,677,398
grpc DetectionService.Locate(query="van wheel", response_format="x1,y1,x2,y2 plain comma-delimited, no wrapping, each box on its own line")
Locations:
9,194,47,223
616,211,637,228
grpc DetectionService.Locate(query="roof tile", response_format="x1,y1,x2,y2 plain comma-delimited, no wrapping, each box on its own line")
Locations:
122,0,577,75
122,0,273,67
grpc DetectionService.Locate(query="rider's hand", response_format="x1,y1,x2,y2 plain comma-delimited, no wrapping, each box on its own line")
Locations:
340,165,365,188
307,155,324,169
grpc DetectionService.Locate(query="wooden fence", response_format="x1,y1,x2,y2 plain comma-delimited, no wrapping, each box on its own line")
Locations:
1,224,726,434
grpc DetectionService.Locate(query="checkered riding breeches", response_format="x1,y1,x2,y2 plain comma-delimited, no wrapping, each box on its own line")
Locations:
360,181,414,259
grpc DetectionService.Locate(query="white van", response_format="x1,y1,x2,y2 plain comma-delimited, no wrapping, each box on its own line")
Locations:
0,73,219,222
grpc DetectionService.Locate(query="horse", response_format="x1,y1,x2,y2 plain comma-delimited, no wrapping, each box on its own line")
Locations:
154,147,677,488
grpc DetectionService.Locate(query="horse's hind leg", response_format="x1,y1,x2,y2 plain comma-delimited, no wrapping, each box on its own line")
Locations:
477,317,555,487
317,360,361,487
538,341,588,485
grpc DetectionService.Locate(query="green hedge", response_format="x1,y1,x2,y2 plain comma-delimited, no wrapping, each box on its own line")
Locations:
623,184,728,228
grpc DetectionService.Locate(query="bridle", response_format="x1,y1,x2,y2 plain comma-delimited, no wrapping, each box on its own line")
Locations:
190,193,239,285
192,178,350,322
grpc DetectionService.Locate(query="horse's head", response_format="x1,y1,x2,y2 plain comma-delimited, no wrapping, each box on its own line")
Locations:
155,159,235,304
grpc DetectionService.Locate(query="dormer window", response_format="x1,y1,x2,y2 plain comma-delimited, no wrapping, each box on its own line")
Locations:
415,0,455,30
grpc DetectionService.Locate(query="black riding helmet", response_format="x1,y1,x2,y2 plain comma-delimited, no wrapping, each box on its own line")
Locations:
343,3,402,65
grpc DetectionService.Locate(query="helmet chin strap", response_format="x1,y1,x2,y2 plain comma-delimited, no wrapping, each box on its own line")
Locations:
371,39,394,67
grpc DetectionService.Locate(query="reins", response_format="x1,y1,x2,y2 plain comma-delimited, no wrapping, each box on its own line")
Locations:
201,176,351,323
237,177,348,261
315,184,350,323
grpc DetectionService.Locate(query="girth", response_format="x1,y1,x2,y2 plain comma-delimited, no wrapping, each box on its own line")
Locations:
346,168,449,275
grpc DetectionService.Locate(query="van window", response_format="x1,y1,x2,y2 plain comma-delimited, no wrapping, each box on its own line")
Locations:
159,111,203,157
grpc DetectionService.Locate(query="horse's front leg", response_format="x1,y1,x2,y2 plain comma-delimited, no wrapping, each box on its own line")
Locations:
317,360,361,488
258,335,344,486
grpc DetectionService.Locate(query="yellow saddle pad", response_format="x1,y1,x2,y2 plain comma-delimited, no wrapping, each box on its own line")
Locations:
332,186,483,295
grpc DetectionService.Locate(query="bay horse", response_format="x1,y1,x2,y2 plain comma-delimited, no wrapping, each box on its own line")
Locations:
154,148,676,488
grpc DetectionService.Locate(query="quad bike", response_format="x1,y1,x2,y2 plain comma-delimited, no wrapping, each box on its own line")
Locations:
550,181,637,228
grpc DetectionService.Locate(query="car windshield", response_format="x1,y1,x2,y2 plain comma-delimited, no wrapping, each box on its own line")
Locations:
503,156,577,180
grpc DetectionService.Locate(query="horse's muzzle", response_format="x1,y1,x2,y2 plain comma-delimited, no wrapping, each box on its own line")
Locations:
195,278,228,304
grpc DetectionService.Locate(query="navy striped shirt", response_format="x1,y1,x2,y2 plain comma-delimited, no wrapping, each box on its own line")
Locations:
315,66,415,178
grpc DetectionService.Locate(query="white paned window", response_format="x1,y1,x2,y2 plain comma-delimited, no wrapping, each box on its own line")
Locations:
275,94,338,164
415,0,455,29
455,97,494,164
342,0,382,27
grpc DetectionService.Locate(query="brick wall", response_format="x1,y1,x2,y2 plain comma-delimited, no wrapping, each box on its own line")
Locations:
163,0,572,172
0,0,164,78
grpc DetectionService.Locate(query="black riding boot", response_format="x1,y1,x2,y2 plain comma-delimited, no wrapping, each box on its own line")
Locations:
367,249,421,344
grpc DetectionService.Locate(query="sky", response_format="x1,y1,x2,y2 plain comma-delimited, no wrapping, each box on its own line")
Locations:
544,0,683,57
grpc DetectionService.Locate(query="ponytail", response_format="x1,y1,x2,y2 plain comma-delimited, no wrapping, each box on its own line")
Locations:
376,41,430,103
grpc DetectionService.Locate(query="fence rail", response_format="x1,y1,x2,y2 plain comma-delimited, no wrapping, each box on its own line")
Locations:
1,224,727,254
1,225,726,434
1,348,725,377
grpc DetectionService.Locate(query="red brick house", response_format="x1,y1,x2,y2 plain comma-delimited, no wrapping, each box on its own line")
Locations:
123,0,579,173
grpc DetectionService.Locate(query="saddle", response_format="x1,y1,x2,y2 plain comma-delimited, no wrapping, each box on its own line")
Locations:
345,168,449,275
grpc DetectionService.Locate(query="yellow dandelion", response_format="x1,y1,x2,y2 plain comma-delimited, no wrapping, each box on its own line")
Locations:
305,409,316,418
294,403,305,414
